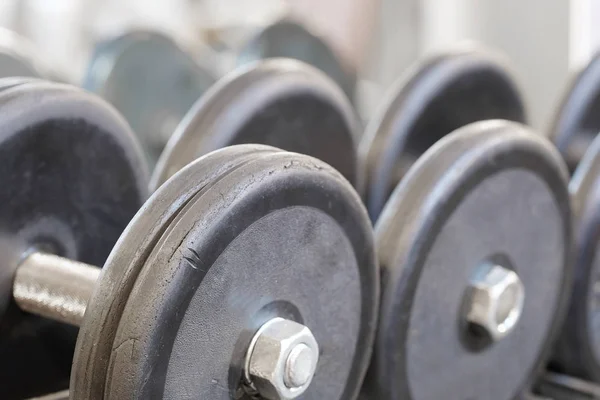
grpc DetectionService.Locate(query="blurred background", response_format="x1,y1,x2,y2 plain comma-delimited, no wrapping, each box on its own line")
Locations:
0,0,594,128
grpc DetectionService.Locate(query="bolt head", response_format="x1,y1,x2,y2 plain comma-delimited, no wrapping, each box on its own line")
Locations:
465,264,525,341
246,318,319,400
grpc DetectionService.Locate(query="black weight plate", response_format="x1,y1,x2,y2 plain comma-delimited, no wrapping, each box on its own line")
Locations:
237,19,356,101
72,144,282,399
0,81,148,398
151,58,360,191
359,47,526,221
365,120,571,400
549,53,600,173
0,28,40,78
103,147,377,399
83,30,215,166
551,132,600,381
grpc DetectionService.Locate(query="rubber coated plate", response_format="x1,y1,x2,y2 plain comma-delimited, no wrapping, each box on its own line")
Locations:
75,145,378,399
72,145,279,399
365,121,571,400
0,28,40,78
237,19,356,101
359,46,526,221
83,30,215,166
151,58,360,191
551,132,600,381
0,81,148,399
549,53,600,172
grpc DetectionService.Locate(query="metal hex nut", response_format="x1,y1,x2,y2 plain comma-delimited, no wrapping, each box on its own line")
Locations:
246,318,319,400
465,264,525,341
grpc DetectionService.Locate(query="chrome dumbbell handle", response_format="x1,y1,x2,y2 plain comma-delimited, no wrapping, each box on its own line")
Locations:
28,389,70,400
12,252,321,400
13,252,100,326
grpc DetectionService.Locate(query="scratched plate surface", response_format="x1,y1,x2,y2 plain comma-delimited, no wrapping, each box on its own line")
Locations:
77,146,378,399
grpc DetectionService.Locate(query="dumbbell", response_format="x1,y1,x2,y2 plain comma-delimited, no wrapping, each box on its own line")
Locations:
83,30,216,166
0,27,42,78
358,45,527,221
0,77,147,398
540,52,600,388
84,32,360,188
0,78,378,399
361,119,571,400
356,44,564,398
233,18,356,102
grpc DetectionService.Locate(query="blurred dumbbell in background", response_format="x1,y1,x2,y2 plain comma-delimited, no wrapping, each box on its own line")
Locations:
0,2,599,400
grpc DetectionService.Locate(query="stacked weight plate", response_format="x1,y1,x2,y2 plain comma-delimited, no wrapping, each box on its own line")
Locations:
535,51,600,399
358,45,571,400
83,23,354,171
0,75,377,399
0,22,597,400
